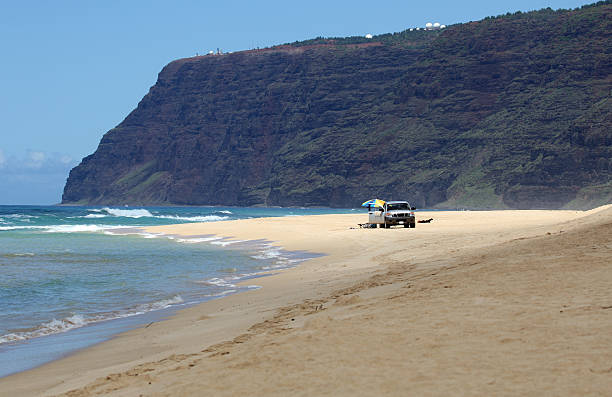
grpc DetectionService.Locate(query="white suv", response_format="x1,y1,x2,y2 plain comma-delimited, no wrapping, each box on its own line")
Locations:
383,201,416,228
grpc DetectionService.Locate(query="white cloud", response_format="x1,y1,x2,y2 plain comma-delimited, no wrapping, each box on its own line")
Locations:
26,151,46,169
29,151,45,162
0,150,81,204
0,150,78,174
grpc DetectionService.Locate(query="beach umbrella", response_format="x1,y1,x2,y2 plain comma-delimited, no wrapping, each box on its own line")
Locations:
361,199,386,208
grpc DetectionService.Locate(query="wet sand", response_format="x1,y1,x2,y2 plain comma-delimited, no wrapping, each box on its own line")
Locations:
1,207,611,396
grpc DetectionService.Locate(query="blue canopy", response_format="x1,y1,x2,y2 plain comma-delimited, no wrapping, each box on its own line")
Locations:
361,199,386,208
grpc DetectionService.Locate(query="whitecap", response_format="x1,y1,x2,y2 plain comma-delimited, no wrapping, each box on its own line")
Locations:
44,224,129,233
0,225,59,231
213,289,237,297
136,295,184,311
251,248,285,260
200,278,237,288
175,236,223,243
156,215,229,222
0,226,31,231
0,314,87,344
3,252,36,257
0,224,133,233
102,230,161,238
4,214,36,219
101,207,154,218
210,239,246,247
0,296,185,345
260,264,291,270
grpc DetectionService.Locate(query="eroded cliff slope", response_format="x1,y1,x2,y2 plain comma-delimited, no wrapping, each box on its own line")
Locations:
62,2,611,208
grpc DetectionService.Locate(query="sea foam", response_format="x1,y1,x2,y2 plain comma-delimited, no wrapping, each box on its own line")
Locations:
0,296,184,345
0,224,131,233
175,236,223,244
210,239,246,247
85,208,229,222
101,207,154,218
44,224,125,233
156,215,229,222
83,214,107,219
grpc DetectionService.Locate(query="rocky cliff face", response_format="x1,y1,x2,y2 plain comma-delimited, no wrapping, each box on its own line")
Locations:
62,2,612,209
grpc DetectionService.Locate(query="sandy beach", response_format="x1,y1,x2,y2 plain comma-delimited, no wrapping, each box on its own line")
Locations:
2,206,611,396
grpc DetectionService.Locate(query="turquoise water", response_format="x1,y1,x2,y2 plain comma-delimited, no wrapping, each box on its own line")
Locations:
0,205,354,377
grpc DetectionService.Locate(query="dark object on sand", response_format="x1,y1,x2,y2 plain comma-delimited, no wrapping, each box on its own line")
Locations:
418,218,433,223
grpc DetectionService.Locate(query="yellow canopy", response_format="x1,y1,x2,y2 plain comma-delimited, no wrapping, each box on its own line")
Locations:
361,199,386,208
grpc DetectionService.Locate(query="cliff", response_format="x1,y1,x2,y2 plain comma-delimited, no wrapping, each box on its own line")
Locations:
62,2,612,209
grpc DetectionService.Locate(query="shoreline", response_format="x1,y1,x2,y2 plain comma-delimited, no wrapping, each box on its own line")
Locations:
1,207,611,396
0,229,322,378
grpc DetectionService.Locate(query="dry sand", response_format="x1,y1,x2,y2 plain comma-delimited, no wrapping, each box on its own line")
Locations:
1,207,611,396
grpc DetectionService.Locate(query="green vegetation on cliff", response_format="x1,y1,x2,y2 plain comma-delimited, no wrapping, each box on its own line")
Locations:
63,2,611,209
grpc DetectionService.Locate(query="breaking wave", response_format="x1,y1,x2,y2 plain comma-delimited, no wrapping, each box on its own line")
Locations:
83,214,107,219
2,252,36,258
0,296,184,345
45,224,129,233
100,208,154,218
211,239,246,247
0,226,32,231
156,215,229,222
82,208,229,222
251,247,285,260
175,236,223,244
0,224,129,233
2,214,37,220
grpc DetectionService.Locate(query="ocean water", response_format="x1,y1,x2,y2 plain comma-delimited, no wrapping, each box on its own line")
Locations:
0,205,354,377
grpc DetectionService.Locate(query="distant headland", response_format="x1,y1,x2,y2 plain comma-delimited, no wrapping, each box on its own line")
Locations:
62,1,611,209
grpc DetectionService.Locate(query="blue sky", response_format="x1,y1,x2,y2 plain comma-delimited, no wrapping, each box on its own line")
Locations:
0,0,595,204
